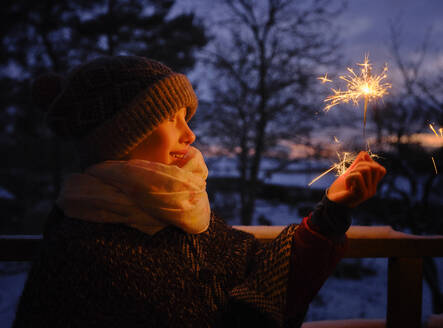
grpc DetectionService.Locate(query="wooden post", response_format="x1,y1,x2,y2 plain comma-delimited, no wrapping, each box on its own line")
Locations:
387,257,423,328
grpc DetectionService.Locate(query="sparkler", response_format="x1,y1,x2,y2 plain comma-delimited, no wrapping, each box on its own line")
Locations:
321,54,392,136
309,55,390,186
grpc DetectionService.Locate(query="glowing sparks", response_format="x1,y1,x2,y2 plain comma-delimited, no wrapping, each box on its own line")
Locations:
429,123,442,174
335,151,355,176
308,152,356,186
308,149,381,186
321,54,392,135
311,54,390,185
431,157,438,175
429,123,442,138
317,73,332,84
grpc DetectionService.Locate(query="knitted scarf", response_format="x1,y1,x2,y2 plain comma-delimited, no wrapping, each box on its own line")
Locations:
56,147,210,235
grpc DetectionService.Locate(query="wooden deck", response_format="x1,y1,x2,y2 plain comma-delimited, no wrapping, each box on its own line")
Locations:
2,225,443,327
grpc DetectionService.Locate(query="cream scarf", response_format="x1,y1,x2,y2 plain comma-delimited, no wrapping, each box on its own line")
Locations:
56,147,210,235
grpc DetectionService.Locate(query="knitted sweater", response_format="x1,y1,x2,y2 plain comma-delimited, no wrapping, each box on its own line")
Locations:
13,199,348,328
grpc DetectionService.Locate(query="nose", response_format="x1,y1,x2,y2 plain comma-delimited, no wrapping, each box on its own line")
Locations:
180,121,196,145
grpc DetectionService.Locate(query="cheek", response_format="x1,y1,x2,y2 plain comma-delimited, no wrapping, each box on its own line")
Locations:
129,124,178,164
146,136,167,162
150,130,176,164
158,139,174,162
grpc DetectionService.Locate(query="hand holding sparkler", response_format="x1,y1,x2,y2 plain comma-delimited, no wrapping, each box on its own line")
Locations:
327,151,386,208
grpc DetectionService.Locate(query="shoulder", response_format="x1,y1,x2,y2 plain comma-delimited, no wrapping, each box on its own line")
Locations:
42,206,164,266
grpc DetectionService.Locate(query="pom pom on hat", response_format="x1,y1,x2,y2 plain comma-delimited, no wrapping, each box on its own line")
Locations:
31,73,65,111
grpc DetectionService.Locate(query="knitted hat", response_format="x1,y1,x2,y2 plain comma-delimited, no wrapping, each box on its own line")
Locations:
32,56,198,166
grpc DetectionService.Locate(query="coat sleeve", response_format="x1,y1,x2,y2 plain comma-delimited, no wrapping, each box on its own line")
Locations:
227,198,349,328
284,216,348,326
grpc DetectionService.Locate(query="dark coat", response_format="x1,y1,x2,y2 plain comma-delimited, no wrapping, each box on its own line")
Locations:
13,205,347,328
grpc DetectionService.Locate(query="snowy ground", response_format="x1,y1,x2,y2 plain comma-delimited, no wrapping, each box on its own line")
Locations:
0,268,28,328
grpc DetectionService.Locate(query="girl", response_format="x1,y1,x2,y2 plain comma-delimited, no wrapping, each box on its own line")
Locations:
13,56,386,328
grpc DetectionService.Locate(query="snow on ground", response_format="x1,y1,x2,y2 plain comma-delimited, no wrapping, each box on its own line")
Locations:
208,157,443,204
306,257,441,323
0,187,14,200
0,270,28,328
207,157,335,190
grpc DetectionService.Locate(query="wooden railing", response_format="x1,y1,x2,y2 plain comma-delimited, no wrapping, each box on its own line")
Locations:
1,226,443,328
234,225,443,328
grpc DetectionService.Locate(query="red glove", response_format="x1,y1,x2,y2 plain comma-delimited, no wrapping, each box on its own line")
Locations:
327,151,387,208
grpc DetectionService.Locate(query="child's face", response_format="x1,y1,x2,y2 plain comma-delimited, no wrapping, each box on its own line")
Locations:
127,107,195,165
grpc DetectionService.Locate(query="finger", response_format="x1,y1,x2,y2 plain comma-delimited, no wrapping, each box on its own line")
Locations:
344,173,364,207
359,162,379,195
371,168,379,195
362,151,371,162
373,163,385,190
349,171,366,197
364,165,375,195
371,161,386,184
345,173,356,191
363,162,384,195
375,164,387,191
379,164,387,179
352,162,372,191
346,151,367,173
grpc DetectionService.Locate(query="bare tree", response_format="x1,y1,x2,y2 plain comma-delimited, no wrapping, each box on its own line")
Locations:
374,21,443,213
372,21,443,314
198,0,344,225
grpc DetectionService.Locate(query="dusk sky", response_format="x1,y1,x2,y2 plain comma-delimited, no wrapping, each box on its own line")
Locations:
338,0,443,70
174,0,443,149
177,0,443,87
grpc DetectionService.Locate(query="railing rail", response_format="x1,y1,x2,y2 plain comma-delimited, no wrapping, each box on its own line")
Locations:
235,225,443,328
1,226,443,328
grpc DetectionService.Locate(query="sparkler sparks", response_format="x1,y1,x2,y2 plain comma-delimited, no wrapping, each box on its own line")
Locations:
322,54,392,136
308,145,381,186
431,157,438,175
429,123,443,138
308,151,356,186
310,54,388,186
429,123,442,174
317,73,332,84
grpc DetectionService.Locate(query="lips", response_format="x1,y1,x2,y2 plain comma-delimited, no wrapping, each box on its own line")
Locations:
171,153,186,159
170,149,189,160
